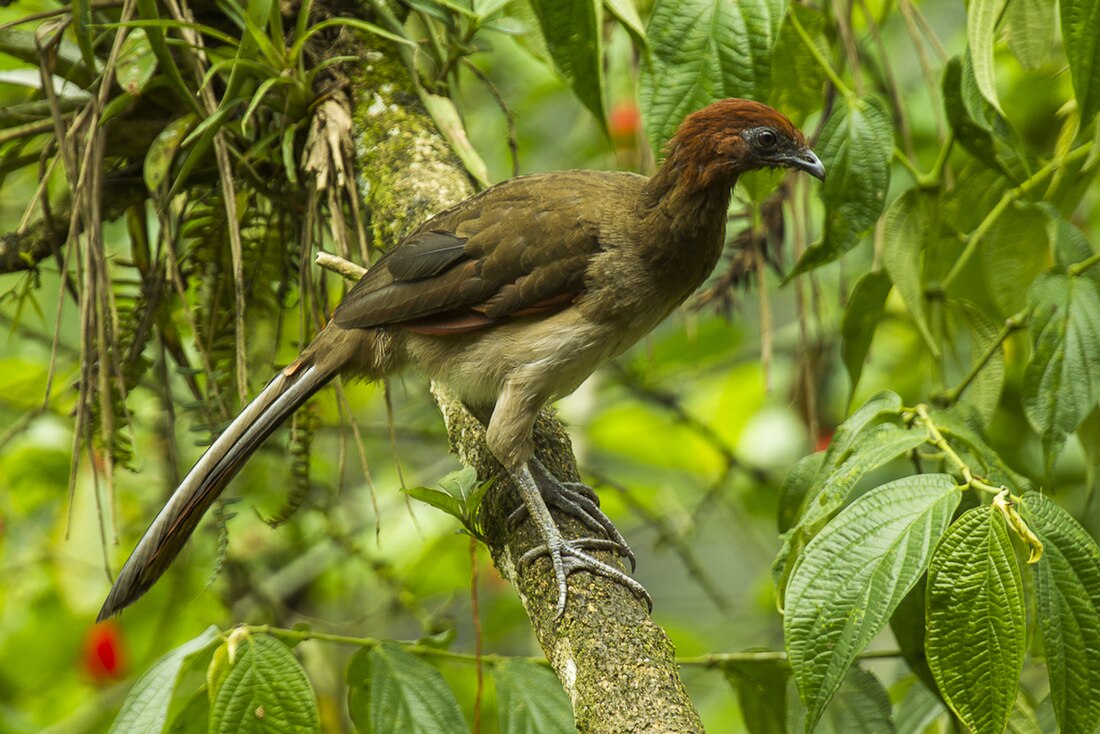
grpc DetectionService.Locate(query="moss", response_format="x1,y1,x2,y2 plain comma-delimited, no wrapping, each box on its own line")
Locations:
349,50,472,248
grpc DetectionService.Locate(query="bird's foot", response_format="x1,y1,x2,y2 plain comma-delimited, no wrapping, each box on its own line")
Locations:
518,531,653,618
508,458,635,570
511,462,650,618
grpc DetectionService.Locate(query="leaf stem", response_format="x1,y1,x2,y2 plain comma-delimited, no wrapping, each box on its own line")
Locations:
789,10,853,100
1068,250,1100,277
941,142,1094,292
243,623,904,668
936,308,1028,406
913,404,1005,497
893,146,923,180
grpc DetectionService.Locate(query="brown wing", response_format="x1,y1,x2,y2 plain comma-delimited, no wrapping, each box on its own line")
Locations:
332,173,610,333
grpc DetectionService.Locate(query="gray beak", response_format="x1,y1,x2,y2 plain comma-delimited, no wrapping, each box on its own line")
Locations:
787,148,826,180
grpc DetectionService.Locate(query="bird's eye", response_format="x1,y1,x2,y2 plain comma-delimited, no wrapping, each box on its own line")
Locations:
758,129,778,148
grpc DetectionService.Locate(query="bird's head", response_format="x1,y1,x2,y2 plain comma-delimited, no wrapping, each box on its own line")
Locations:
661,99,825,194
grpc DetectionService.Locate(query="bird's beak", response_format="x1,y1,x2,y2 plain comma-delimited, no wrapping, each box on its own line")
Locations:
785,148,826,180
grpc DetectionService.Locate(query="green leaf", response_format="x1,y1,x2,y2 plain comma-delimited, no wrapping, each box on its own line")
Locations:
1022,271,1100,472
437,465,480,504
967,0,1008,114
785,474,960,730
133,0,203,112
208,634,319,734
774,421,930,597
1005,0,1054,70
638,0,785,153
928,406,1033,493
1061,0,1100,127
493,659,577,734
942,56,1003,175
1021,492,1100,734
927,506,1026,734
892,675,946,734
1077,407,1100,500
347,642,469,734
777,451,826,534
803,421,930,524
786,666,893,734
72,0,98,75
820,391,902,465
790,95,893,277
951,300,1006,425
603,0,646,46
888,581,939,701
115,29,158,95
529,0,605,128
1052,210,1100,281
769,4,827,125
841,270,892,399
109,627,221,734
144,115,199,193
724,657,788,734
981,203,1052,318
402,485,463,520
881,188,938,354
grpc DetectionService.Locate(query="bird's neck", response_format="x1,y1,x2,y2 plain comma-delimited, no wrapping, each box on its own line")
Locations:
638,149,736,247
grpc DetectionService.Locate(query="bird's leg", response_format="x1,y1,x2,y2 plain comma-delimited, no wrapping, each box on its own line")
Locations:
511,462,652,618
508,458,636,571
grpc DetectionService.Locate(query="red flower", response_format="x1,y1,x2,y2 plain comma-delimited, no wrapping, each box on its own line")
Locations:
610,102,640,142
83,621,127,681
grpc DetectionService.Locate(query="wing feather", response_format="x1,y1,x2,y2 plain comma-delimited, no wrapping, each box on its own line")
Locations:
332,172,634,332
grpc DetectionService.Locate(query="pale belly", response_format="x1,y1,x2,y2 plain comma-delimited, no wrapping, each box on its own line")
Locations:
401,300,673,410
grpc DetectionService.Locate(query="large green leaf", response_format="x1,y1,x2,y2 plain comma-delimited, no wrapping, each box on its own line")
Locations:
791,95,893,276
1006,0,1055,70
841,269,892,399
980,203,1052,318
769,3,827,125
881,189,938,352
1022,271,1100,473
927,507,1026,734
967,0,1008,114
956,301,1007,424
208,634,319,734
777,451,826,534
109,627,221,734
820,391,903,465
942,56,1000,174
493,659,576,734
347,642,469,734
724,658,788,734
603,0,645,45
774,420,930,598
892,676,946,734
786,666,893,734
785,474,959,731
888,581,939,700
638,0,785,153
529,0,605,127
1061,0,1100,127
1021,492,1100,734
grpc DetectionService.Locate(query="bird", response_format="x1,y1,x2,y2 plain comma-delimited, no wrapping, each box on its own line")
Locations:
97,98,824,622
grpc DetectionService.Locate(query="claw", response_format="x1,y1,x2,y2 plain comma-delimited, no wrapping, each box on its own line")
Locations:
511,462,650,618
508,460,636,570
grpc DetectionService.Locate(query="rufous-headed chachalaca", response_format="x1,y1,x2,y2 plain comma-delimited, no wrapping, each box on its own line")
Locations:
98,98,824,621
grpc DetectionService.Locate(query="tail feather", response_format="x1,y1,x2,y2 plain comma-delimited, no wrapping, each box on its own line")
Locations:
98,362,335,621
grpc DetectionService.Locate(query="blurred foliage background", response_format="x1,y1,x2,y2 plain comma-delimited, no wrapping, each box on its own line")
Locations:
0,0,1098,731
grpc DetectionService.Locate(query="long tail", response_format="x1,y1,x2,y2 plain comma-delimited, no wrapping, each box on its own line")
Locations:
98,359,338,621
